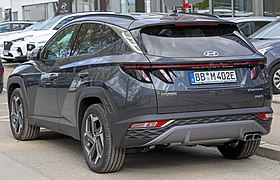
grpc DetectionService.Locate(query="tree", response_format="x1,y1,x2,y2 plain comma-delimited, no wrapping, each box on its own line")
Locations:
195,0,209,9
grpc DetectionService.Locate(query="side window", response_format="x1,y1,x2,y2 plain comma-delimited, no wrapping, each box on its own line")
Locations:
12,23,22,31
253,21,270,33
72,23,103,56
238,22,251,37
20,23,33,30
101,25,121,49
43,25,77,60
0,24,11,33
72,23,121,56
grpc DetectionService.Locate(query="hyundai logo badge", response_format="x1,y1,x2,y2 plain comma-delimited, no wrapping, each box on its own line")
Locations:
203,50,219,57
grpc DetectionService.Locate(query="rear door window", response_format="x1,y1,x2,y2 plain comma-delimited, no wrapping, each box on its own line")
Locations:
139,24,254,58
72,23,121,56
72,23,103,56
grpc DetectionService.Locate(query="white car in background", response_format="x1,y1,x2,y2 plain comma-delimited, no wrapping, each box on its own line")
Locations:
1,12,105,62
26,33,55,56
0,21,35,38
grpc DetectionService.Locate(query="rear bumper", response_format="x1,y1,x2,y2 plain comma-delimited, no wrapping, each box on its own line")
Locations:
143,120,268,146
114,107,273,148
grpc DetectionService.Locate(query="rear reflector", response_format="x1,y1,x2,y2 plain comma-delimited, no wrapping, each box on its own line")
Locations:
258,113,273,119
130,120,173,129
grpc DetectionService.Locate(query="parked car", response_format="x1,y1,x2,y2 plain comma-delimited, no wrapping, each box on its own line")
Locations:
0,22,43,61
225,16,277,36
0,58,3,93
250,19,280,94
8,13,273,173
1,12,110,62
26,33,55,57
0,21,35,38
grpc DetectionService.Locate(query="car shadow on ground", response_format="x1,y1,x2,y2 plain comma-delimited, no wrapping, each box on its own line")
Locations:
35,130,253,171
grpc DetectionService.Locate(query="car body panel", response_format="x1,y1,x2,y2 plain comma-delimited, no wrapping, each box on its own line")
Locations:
7,13,273,149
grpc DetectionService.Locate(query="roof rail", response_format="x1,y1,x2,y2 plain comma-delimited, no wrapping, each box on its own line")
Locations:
74,12,137,21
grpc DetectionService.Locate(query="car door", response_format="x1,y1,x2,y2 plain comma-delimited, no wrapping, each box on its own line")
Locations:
33,24,79,131
55,22,104,136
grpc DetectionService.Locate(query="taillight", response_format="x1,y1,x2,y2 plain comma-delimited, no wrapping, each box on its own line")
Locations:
122,68,152,83
0,69,3,73
122,61,265,83
152,69,173,83
257,113,273,119
130,120,174,129
250,66,259,80
261,65,268,78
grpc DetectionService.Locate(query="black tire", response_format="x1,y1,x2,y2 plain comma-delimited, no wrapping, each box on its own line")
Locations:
0,83,3,94
9,88,40,140
270,63,280,94
81,104,126,173
217,139,260,159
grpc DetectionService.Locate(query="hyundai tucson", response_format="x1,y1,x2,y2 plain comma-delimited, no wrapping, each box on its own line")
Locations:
7,13,273,173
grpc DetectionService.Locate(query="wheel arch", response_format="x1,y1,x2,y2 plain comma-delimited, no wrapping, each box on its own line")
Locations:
7,77,30,113
76,87,115,140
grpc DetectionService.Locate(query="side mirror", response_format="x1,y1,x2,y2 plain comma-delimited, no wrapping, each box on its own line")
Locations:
27,48,41,61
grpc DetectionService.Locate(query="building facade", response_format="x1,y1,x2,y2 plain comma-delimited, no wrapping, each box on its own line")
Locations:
0,0,279,21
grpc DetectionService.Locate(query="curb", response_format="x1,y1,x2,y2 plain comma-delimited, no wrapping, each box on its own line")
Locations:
256,142,280,161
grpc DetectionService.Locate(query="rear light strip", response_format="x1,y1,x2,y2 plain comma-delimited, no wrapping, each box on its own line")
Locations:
123,61,264,69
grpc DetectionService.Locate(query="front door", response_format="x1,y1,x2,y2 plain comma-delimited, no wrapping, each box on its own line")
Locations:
33,24,78,128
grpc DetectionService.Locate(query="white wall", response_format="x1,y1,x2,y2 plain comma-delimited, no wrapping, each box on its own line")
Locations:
1,0,58,21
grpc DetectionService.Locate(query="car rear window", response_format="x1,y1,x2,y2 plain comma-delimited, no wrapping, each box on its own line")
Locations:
139,24,254,58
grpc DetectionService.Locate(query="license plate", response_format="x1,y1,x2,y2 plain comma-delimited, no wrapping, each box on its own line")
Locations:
3,50,8,56
189,70,237,85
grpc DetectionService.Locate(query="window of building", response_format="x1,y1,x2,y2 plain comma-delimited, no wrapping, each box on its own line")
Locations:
264,0,280,16
213,0,232,17
234,0,253,17
23,2,58,21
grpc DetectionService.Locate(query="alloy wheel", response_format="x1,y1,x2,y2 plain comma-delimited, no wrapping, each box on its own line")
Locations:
273,69,280,90
11,96,24,135
83,114,104,165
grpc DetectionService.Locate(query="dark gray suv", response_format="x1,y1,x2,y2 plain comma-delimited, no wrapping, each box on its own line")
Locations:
7,13,273,173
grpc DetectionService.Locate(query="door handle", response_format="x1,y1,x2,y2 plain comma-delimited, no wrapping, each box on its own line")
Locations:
78,71,89,79
48,73,58,81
